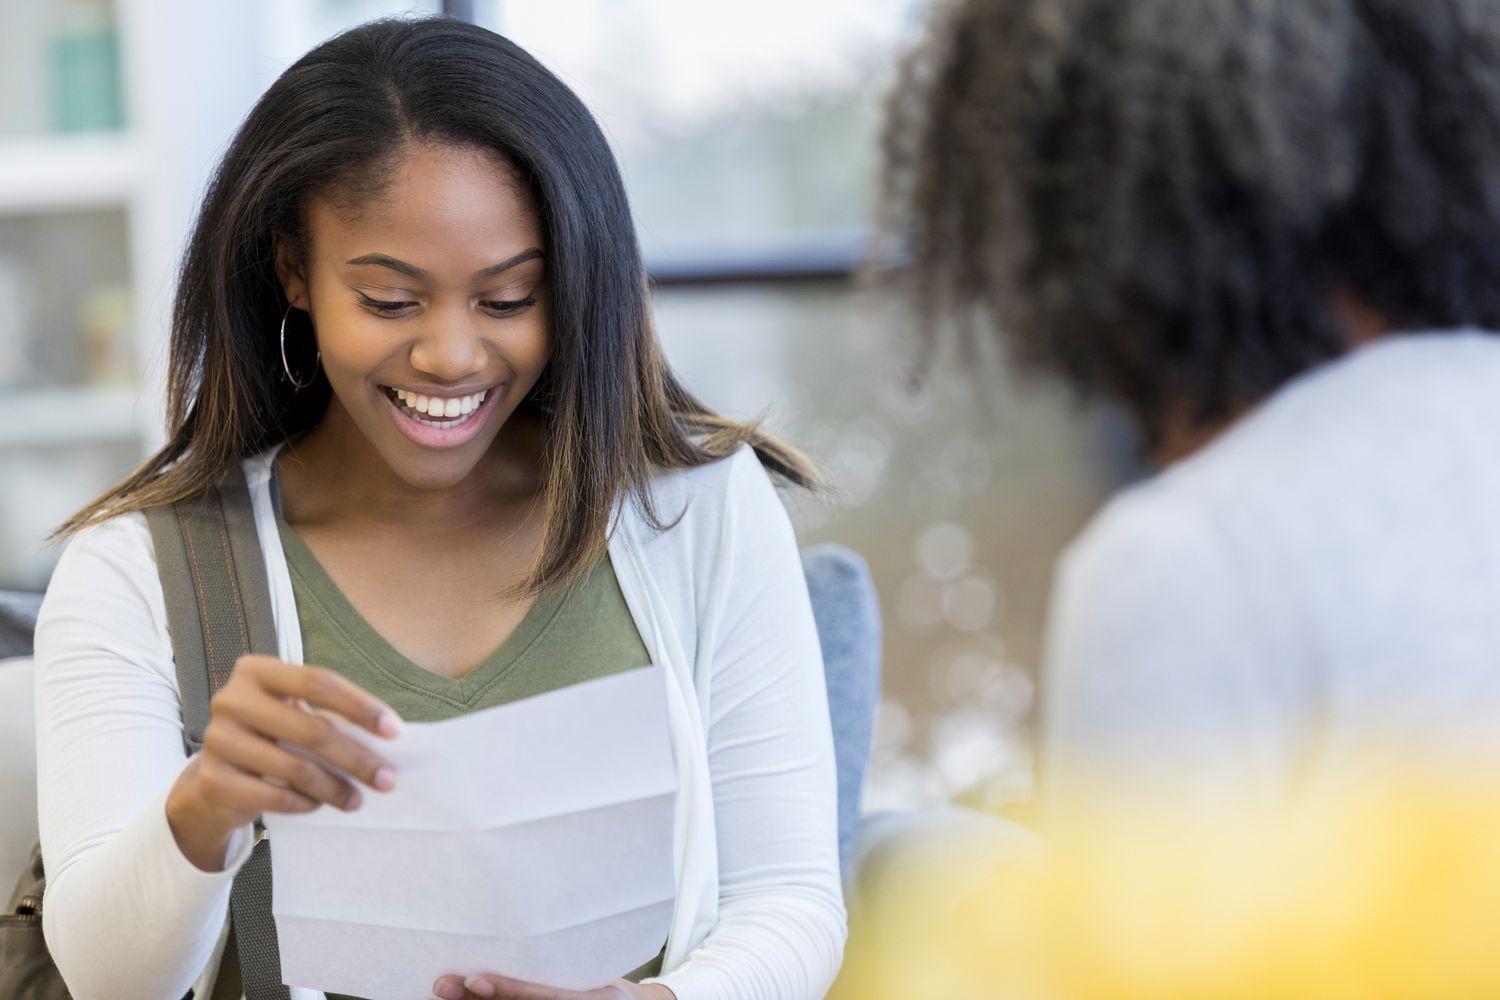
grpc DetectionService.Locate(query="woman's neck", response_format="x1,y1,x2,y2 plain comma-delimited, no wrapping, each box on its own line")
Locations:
1152,416,1233,467
1151,290,1393,467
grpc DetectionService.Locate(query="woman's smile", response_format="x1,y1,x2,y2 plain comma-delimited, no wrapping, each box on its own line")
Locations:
379,380,506,449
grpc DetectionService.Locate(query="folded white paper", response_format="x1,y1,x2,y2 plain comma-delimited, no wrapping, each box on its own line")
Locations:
262,663,678,1000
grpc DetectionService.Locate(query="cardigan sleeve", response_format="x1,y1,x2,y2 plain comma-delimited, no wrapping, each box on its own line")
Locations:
33,513,255,1000
643,448,848,1000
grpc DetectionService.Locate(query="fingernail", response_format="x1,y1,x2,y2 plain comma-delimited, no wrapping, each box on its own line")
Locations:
377,710,403,738
343,788,363,811
373,766,396,792
433,980,465,1000
464,977,496,998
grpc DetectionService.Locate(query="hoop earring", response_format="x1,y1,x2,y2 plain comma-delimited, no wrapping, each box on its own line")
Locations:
279,305,321,390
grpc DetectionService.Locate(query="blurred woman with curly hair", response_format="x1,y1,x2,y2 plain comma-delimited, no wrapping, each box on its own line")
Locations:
882,0,1500,818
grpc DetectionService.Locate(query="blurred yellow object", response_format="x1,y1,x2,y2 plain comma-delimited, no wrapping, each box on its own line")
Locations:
832,773,1500,999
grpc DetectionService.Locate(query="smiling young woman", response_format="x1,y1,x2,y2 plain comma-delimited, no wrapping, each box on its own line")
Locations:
32,16,845,1000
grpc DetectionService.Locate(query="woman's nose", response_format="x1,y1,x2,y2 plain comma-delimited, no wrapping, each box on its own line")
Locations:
407,314,489,381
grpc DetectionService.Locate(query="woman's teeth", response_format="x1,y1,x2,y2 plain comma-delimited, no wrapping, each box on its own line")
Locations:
390,387,489,427
394,387,487,417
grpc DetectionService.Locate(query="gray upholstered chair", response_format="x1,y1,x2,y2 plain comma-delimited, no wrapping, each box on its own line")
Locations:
799,545,882,884
0,592,41,661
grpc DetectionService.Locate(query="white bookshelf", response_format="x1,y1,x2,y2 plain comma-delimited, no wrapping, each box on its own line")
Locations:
0,385,146,450
0,133,143,215
0,0,264,587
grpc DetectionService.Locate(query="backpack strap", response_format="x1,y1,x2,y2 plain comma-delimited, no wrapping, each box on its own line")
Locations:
146,463,290,1000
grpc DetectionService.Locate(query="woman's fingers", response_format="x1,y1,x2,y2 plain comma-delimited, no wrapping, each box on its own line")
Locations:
242,655,403,738
224,691,395,791
215,658,399,793
178,656,403,842
202,718,364,811
196,752,320,816
432,973,635,1000
433,973,557,999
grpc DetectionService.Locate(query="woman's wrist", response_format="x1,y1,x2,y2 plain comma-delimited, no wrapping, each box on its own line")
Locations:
165,757,242,872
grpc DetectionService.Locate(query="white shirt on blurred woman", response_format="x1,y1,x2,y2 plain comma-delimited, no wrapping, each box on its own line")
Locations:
1041,330,1500,817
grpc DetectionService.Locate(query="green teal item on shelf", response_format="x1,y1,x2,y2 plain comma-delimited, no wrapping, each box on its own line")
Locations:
51,22,124,132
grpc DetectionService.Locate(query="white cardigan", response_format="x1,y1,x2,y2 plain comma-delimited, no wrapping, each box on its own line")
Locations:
33,442,846,1000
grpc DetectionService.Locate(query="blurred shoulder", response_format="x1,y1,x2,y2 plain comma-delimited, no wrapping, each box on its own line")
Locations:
1058,469,1224,603
1179,331,1500,491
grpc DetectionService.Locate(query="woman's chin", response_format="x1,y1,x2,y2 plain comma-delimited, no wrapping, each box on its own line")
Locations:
381,441,496,492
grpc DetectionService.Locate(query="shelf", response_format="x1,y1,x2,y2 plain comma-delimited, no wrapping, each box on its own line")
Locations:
0,133,142,216
0,384,148,449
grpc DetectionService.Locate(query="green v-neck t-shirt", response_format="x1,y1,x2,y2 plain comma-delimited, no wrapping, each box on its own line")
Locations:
274,514,653,720
267,477,666,991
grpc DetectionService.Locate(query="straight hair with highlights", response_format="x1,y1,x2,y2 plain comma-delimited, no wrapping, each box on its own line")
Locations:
55,15,818,594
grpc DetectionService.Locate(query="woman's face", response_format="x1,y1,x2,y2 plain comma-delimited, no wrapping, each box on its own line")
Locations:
275,141,550,491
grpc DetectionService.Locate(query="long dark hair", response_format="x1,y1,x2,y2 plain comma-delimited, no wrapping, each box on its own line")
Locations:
56,15,818,593
882,0,1500,447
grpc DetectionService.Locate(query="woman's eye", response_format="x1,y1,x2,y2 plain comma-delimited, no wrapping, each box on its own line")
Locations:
359,297,414,314
357,296,536,316
482,296,537,315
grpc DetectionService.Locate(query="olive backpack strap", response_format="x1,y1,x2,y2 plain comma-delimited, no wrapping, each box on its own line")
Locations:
145,463,290,1000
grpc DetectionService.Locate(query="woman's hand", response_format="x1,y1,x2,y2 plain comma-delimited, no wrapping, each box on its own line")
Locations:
431,974,677,1000
165,654,403,870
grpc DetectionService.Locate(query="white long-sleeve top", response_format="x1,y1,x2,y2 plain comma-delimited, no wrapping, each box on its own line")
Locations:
34,442,846,1000
1040,331,1500,819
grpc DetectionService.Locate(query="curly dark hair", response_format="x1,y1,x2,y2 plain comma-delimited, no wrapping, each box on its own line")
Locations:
882,0,1500,446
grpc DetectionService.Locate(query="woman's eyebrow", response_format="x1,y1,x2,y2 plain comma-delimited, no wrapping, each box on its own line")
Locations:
344,247,545,280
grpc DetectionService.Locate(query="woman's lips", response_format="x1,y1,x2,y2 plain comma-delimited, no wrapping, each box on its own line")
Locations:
380,383,504,449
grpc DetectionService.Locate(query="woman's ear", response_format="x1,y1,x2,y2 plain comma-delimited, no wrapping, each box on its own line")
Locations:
273,237,312,311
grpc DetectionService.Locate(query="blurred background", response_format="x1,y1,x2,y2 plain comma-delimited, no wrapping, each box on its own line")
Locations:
0,0,1133,816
